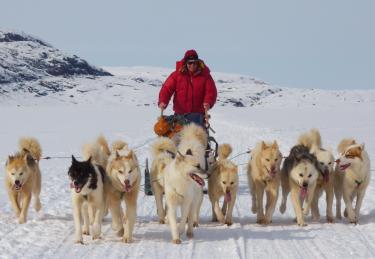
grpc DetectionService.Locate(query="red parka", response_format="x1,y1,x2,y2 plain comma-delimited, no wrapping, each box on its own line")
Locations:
158,54,217,114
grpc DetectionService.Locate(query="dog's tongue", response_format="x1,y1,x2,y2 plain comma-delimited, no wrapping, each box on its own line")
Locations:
190,173,205,186
124,183,132,192
340,163,350,171
323,170,329,183
70,182,82,193
224,191,231,202
270,169,276,177
300,186,308,199
13,183,22,190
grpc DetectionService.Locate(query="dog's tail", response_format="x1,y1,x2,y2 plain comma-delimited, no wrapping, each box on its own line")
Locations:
298,128,322,151
180,123,208,146
151,137,176,158
19,137,42,161
111,140,129,153
83,135,110,168
337,138,356,154
218,143,232,160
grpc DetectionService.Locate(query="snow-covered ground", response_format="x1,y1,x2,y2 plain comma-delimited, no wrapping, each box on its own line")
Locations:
0,67,375,259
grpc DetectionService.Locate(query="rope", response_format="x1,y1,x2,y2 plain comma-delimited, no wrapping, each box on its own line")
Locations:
229,150,251,161
41,156,82,160
132,136,158,151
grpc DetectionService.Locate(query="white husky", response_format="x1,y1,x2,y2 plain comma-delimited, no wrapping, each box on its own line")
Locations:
334,138,370,224
164,124,208,244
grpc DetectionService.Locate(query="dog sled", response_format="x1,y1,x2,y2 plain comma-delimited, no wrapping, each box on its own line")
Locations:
144,110,218,195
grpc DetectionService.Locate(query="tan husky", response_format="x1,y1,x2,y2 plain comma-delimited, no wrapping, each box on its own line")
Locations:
208,144,238,226
334,138,370,224
5,137,42,224
298,129,335,222
247,141,282,224
150,137,177,223
106,140,141,243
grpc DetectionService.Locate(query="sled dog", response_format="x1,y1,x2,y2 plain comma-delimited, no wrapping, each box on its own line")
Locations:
106,140,141,243
280,145,320,226
68,135,109,243
164,124,208,244
334,139,370,224
208,144,238,225
247,141,282,224
298,129,335,222
5,137,42,224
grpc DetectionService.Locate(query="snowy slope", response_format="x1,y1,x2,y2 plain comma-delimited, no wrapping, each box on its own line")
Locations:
0,67,374,258
0,29,111,91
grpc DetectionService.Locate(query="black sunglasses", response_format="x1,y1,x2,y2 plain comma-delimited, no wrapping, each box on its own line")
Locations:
187,61,198,65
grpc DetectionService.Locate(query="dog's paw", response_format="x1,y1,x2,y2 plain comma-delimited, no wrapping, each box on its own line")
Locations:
251,205,257,214
75,239,84,245
336,214,342,220
82,228,90,235
256,216,265,224
348,214,358,224
186,231,194,238
344,209,348,218
297,221,307,227
18,217,26,224
225,220,233,226
159,219,165,224
92,234,101,240
122,236,132,243
312,215,320,222
116,228,124,237
172,239,182,244
193,222,199,228
327,216,334,223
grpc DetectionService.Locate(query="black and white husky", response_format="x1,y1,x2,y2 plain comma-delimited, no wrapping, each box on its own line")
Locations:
67,136,109,244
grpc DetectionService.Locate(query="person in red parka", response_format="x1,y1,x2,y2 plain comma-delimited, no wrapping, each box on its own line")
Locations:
158,49,217,127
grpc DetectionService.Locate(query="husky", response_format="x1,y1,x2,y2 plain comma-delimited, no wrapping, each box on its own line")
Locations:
247,141,282,225
5,137,42,224
106,140,141,243
208,144,238,226
68,135,109,244
298,129,335,222
280,145,320,226
150,137,177,224
334,138,370,224
164,123,208,244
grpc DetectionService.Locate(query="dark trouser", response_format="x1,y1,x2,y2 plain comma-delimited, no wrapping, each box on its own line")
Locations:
179,113,205,128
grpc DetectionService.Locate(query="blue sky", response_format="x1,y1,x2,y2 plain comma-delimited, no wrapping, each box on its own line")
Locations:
1,0,374,89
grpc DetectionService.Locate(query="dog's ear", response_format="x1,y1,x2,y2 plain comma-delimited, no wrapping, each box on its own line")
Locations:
261,141,267,150
6,155,14,166
272,141,279,150
176,150,185,162
87,156,92,163
72,155,77,163
186,149,193,156
125,150,135,160
24,153,35,166
115,150,121,159
360,143,365,151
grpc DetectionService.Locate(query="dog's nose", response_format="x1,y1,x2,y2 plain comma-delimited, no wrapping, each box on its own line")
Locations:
15,180,20,185
271,165,275,171
303,182,308,188
125,179,130,185
73,181,79,186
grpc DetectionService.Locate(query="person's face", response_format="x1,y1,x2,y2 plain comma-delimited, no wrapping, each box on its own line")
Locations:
187,60,198,73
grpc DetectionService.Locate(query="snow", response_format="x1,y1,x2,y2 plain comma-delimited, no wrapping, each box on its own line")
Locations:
0,67,375,259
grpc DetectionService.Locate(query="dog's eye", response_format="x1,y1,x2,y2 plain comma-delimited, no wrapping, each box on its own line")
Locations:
128,169,132,174
299,173,303,177
230,182,234,185
20,173,23,176
222,181,226,184
320,162,324,165
11,173,15,176
274,158,278,162
118,170,123,174
196,164,201,169
308,174,312,178
328,162,332,165
266,158,270,162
